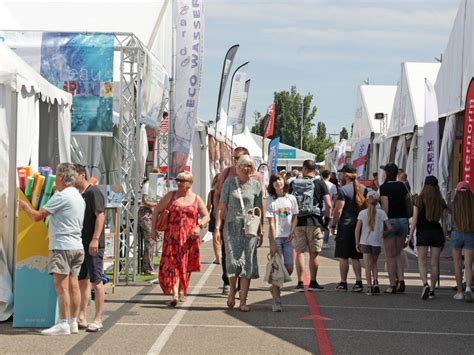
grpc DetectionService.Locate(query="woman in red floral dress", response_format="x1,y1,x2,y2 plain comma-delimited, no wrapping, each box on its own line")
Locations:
152,171,210,306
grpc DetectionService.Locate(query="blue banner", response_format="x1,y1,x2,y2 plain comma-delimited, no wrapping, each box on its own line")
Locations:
268,137,280,174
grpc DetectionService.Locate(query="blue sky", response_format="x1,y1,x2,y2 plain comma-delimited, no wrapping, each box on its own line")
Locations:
198,0,459,135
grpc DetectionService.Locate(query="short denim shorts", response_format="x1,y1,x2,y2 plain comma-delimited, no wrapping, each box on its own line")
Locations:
450,230,474,250
275,237,294,266
387,218,409,239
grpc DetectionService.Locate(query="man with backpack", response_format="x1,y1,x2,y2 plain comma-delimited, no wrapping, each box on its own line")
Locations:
290,160,332,291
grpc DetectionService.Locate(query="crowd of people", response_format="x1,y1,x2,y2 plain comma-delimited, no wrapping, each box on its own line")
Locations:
19,151,473,334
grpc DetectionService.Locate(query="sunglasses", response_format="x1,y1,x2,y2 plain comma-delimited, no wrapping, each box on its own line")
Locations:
233,156,241,160
176,178,189,183
240,164,253,169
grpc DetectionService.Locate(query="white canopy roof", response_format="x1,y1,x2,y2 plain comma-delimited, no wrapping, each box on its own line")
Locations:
387,62,440,138
435,0,474,117
0,43,71,105
352,85,397,141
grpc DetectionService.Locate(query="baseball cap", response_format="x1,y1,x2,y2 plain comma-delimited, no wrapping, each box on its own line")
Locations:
367,190,380,199
338,164,356,174
424,175,439,186
456,181,470,192
380,162,398,176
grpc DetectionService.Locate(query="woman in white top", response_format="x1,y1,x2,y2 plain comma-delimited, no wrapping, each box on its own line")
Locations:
355,191,391,295
266,174,299,312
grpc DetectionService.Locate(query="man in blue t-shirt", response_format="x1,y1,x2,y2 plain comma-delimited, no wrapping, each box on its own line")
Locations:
19,163,85,336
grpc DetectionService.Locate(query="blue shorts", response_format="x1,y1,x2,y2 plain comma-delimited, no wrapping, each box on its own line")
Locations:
78,248,104,283
275,238,294,266
450,231,474,250
387,218,409,239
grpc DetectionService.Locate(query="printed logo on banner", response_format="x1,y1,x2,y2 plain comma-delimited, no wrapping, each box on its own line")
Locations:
462,79,474,189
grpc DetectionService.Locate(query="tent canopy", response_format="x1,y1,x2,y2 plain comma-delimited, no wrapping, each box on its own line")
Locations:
435,0,474,117
352,85,397,141
387,62,441,138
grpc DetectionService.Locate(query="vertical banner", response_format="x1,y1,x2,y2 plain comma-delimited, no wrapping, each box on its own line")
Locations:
351,137,370,178
337,139,347,170
227,62,249,127
268,136,280,174
215,44,239,124
233,79,250,135
462,78,474,189
423,79,439,179
263,103,276,139
170,0,204,178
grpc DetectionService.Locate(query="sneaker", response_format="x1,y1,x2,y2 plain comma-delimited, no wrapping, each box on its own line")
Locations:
335,282,348,291
453,292,464,301
397,280,406,293
421,284,430,300
465,289,472,303
222,284,229,295
272,301,282,312
308,280,324,291
373,284,380,294
69,321,79,334
294,282,305,292
352,281,363,292
429,290,435,299
366,286,375,296
41,322,71,336
322,243,330,249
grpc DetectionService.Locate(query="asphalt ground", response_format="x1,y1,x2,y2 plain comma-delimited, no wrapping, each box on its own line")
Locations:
1,231,474,354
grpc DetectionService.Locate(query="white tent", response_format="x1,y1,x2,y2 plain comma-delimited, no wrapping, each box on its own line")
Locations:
384,62,440,193
435,0,474,197
351,85,397,177
0,43,72,320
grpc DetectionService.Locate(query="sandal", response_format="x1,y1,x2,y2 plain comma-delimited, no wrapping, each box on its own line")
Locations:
384,286,397,294
86,322,103,332
78,320,88,329
239,303,250,312
226,293,235,309
179,293,186,303
167,298,178,307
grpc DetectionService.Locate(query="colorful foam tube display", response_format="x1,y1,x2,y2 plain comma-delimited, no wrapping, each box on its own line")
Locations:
31,175,45,210
18,169,27,191
39,175,56,209
24,176,34,201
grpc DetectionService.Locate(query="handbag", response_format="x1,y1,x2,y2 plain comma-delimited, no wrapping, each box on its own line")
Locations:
155,192,175,232
236,178,262,239
264,253,292,288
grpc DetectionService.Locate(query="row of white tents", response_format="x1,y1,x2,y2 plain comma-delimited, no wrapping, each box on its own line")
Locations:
328,0,474,196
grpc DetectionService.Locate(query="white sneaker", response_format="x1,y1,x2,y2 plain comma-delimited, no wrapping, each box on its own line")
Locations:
322,243,330,249
453,292,464,300
272,301,282,312
41,322,71,336
69,321,79,334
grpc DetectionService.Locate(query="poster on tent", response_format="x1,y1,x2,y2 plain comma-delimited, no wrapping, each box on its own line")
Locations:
39,32,114,136
139,51,169,128
462,79,474,190
423,79,439,179
268,137,280,174
169,0,204,178
351,137,370,178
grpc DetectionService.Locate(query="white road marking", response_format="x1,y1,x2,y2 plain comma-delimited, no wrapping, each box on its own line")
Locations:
119,322,474,336
147,264,216,355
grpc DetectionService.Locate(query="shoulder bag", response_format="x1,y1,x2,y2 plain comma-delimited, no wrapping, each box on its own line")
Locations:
236,178,262,238
155,192,175,232
402,182,414,218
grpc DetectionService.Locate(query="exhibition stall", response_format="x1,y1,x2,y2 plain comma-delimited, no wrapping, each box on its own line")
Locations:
0,43,72,323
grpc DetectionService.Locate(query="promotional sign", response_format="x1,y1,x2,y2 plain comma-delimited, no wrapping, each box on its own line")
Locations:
263,103,276,139
278,148,296,159
4,31,114,135
423,79,439,179
215,44,239,123
462,78,474,189
337,139,347,170
268,136,280,174
233,79,250,135
170,0,204,177
227,62,249,127
139,51,169,128
351,137,370,178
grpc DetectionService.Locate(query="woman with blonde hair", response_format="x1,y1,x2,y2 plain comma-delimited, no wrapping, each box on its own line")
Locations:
450,181,474,302
215,155,263,312
330,164,366,292
407,176,447,300
153,171,210,306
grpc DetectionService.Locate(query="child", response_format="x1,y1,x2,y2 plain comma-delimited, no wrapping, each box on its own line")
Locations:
355,191,391,295
266,174,299,311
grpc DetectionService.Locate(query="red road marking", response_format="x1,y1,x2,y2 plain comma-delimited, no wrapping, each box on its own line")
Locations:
297,250,333,355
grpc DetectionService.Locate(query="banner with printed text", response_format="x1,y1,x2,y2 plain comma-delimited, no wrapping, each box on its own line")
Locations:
215,45,239,123
263,103,276,139
227,62,249,127
268,136,280,174
462,78,474,189
351,137,370,178
423,79,439,179
337,139,347,170
170,0,204,178
233,79,250,135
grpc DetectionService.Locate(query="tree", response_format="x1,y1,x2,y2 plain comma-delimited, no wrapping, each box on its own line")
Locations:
250,111,263,135
339,127,349,141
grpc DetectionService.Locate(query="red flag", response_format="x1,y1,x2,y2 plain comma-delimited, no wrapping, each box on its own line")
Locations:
263,103,276,139
462,78,474,190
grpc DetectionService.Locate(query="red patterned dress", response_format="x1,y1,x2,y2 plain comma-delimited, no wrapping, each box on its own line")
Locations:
159,195,200,295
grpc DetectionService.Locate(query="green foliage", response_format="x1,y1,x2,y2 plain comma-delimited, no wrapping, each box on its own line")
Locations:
250,86,333,162
339,127,349,141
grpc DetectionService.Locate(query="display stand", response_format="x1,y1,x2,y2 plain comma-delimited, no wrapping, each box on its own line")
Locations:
104,206,120,292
